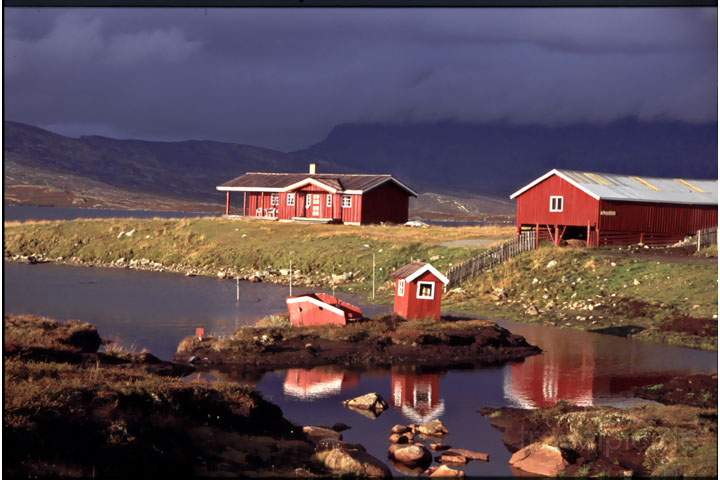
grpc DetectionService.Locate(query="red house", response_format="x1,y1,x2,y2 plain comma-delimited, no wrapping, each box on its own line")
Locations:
286,292,363,327
391,262,449,321
217,164,417,225
510,169,718,247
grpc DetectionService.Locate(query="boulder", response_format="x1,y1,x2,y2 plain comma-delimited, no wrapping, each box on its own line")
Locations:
388,444,432,468
389,432,413,444
445,448,489,462
391,424,412,434
546,260,558,269
303,425,342,443
343,393,388,413
430,443,451,451
430,465,465,477
315,443,391,478
415,419,449,436
437,452,467,464
331,422,351,432
509,442,568,477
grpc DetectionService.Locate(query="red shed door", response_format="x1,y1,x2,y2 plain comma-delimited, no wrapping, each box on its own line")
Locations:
311,193,321,217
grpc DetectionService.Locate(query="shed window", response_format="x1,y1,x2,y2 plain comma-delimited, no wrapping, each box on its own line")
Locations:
416,281,435,300
326,194,333,208
306,194,312,208
270,193,280,206
549,196,564,212
287,193,295,206
342,195,352,208
398,279,406,296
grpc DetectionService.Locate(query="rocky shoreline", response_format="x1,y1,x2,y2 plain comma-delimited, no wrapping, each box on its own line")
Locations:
175,316,541,372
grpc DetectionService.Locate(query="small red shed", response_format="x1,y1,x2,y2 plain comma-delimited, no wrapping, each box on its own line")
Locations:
510,169,718,247
286,292,363,327
391,262,449,321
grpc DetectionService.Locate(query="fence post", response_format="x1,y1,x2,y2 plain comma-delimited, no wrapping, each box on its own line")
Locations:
697,230,701,252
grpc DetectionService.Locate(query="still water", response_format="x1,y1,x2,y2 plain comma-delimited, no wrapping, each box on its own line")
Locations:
3,205,215,222
4,261,717,476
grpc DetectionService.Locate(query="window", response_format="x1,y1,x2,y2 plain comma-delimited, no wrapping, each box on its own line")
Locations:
326,194,333,208
416,281,435,300
306,194,312,208
549,196,564,212
398,279,405,296
287,193,295,206
270,193,279,206
342,195,352,208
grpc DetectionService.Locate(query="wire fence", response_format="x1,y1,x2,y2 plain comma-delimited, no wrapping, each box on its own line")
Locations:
696,226,718,251
445,231,536,288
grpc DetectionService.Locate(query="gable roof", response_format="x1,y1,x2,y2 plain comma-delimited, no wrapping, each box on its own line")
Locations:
510,169,718,206
391,262,450,285
217,172,417,196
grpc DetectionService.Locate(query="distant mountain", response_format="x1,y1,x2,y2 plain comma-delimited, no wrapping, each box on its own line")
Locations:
295,119,718,197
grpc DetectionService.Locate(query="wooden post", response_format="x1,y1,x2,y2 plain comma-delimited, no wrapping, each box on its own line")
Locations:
261,192,265,217
243,192,247,217
535,223,540,248
586,221,591,248
640,232,644,245
371,252,376,301
225,192,231,215
697,229,701,252
236,278,240,302
289,260,293,296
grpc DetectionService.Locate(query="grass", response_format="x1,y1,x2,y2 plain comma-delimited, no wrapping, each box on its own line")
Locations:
445,246,718,350
4,216,513,298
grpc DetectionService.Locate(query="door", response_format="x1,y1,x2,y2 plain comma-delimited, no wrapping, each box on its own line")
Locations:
311,194,321,217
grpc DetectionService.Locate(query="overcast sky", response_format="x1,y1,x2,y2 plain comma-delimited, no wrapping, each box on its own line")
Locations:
4,8,717,151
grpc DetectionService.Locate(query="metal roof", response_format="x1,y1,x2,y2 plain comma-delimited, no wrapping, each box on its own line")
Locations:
217,172,417,196
510,169,718,206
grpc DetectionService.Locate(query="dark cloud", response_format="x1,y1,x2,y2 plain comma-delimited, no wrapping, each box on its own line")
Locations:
4,8,717,150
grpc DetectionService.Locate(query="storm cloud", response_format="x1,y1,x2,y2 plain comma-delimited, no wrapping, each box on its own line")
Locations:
4,8,717,150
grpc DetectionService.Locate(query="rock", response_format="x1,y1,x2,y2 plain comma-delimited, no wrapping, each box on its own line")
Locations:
445,448,489,462
303,425,342,443
546,260,558,269
415,419,448,437
508,442,568,477
125,229,135,237
315,443,391,478
388,444,432,467
331,422,351,432
430,465,465,477
633,278,640,286
279,268,290,276
343,393,388,413
430,443,451,451
525,305,539,316
217,271,227,279
389,433,413,444
117,231,125,239
391,424,412,434
437,452,467,464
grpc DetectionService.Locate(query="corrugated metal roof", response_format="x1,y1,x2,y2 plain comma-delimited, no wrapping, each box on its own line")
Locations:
217,172,417,196
511,169,718,206
391,262,427,279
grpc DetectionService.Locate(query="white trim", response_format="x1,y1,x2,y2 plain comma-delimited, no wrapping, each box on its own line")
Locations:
286,296,345,317
398,279,405,296
344,221,361,226
326,194,333,208
358,177,418,197
549,195,564,212
343,190,366,195
416,281,436,300
509,169,601,200
284,178,338,194
342,195,352,208
403,264,450,285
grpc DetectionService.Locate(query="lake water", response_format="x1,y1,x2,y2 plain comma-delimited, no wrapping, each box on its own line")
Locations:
4,205,216,222
4,261,717,476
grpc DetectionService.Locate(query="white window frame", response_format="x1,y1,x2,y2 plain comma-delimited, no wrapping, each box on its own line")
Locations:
398,279,405,296
342,195,352,208
270,193,280,206
549,195,564,212
306,194,312,208
286,193,295,206
416,281,435,300
326,194,333,208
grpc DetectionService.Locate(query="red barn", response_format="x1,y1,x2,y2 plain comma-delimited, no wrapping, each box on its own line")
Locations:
286,292,363,327
392,262,449,321
510,169,718,247
217,164,416,225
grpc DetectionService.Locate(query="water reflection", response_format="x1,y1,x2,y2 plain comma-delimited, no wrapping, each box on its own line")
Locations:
391,369,445,424
283,367,360,400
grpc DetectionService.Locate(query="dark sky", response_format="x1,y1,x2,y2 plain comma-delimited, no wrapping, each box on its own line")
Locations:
4,8,717,151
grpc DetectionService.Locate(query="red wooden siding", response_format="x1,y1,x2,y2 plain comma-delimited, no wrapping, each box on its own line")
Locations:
393,271,444,321
598,200,718,235
515,175,599,228
361,182,411,224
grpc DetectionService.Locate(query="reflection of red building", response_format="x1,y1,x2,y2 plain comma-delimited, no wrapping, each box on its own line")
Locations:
283,367,360,400
504,330,597,408
391,371,445,423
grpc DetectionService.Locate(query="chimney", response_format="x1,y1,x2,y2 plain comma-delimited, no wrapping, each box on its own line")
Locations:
309,163,317,175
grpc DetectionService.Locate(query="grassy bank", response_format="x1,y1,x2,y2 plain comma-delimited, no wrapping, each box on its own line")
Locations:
3,217,512,297
445,246,718,350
